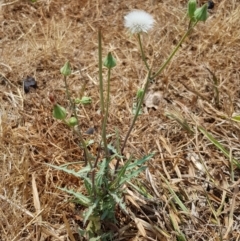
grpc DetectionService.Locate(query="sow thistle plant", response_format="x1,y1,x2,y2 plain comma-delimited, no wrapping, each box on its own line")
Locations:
49,0,209,239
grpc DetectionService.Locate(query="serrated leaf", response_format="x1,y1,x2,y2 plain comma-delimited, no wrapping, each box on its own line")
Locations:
47,163,91,177
59,187,91,207
126,153,154,170
119,166,147,186
109,192,127,213
84,198,100,225
95,159,108,187
109,159,131,190
84,179,93,196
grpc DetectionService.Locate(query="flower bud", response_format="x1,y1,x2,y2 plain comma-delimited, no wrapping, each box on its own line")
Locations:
194,3,208,22
60,61,71,76
67,117,78,127
187,0,197,20
53,104,67,120
103,52,116,69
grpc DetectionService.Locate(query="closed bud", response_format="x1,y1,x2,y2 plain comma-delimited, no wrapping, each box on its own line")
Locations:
53,104,67,120
187,0,197,20
103,52,116,69
60,61,71,76
67,117,78,127
194,3,208,22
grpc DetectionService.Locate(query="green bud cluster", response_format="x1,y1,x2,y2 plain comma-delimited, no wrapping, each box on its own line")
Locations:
188,0,208,22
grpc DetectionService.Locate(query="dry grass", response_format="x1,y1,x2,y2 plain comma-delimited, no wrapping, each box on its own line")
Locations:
0,0,240,240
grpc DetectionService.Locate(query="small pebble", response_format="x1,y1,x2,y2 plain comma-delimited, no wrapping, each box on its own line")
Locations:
85,127,95,135
23,76,37,93
208,0,214,9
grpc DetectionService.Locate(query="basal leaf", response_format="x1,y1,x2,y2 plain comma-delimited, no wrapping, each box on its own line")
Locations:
59,187,91,207
84,198,100,225
126,153,154,171
119,166,147,186
109,192,127,213
95,159,108,187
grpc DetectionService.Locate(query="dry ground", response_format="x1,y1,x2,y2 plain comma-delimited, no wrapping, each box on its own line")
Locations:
0,0,240,240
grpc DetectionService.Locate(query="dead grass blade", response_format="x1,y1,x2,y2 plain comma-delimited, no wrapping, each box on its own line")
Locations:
134,217,147,237
11,210,44,241
169,210,187,241
62,212,77,241
0,194,34,218
32,173,42,223
223,185,238,239
204,66,220,108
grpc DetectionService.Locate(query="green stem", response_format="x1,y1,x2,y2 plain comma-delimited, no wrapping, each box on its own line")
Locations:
120,21,199,156
151,21,198,79
137,33,150,71
102,68,111,159
98,28,108,157
63,76,92,168
121,70,151,155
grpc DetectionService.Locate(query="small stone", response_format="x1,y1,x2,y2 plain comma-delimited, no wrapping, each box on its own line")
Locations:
23,76,37,93
208,0,214,9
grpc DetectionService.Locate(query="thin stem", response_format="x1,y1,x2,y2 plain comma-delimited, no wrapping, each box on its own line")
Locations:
117,33,150,164
91,169,96,199
151,21,198,79
105,69,111,122
121,71,151,155
137,33,150,71
120,20,199,157
98,28,108,157
102,68,111,159
63,76,92,168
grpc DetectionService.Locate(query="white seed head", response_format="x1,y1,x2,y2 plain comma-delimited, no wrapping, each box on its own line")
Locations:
124,10,155,34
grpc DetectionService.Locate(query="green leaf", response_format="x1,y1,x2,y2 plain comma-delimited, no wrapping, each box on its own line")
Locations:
231,114,240,122
59,187,91,207
126,153,154,170
95,159,108,187
199,126,240,168
53,104,67,120
109,159,131,190
84,198,100,224
47,163,91,178
119,166,147,186
84,178,93,196
109,192,127,213
100,198,115,220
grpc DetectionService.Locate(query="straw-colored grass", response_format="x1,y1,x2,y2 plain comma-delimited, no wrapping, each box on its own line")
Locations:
0,0,240,240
